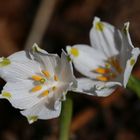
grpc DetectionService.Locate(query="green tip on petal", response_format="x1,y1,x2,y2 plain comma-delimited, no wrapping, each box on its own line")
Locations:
2,92,12,99
67,55,71,62
32,43,39,52
123,22,129,35
95,22,104,31
27,116,38,123
130,57,135,66
0,58,11,67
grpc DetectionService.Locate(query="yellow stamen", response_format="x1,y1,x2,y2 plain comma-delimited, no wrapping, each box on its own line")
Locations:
54,75,58,81
31,85,42,92
94,67,109,74
52,86,56,91
96,76,109,81
109,72,116,79
42,70,50,78
39,90,49,97
70,48,79,57
109,58,122,73
32,75,43,81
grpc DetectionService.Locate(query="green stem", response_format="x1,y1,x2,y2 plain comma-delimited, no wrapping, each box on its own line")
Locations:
127,75,140,97
59,95,73,140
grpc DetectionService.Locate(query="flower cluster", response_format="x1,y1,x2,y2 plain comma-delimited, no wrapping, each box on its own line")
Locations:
0,17,139,123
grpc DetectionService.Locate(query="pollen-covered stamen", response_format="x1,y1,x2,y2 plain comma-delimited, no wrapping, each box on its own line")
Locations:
109,58,122,73
94,67,110,74
95,58,122,82
52,86,56,91
32,75,46,84
42,70,50,78
38,90,49,97
31,85,42,92
96,76,109,81
54,75,58,81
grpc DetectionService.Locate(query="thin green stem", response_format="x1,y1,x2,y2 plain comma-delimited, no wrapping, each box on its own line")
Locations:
127,75,140,97
59,95,73,140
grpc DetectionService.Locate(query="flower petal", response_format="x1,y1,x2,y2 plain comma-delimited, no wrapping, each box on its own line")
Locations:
0,81,43,109
0,51,41,82
73,78,97,96
8,51,30,62
0,61,40,82
47,83,70,110
90,17,122,57
66,45,106,79
123,47,140,87
21,101,61,124
30,43,60,76
57,50,77,89
73,78,121,97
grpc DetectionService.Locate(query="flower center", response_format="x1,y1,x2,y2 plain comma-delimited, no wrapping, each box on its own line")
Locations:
94,57,123,82
31,70,59,97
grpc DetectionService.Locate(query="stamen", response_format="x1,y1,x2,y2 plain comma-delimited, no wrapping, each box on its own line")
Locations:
54,75,58,81
94,67,109,74
31,85,42,92
32,75,43,81
96,76,109,81
42,70,50,78
52,86,56,91
109,72,116,79
109,58,122,73
39,90,49,97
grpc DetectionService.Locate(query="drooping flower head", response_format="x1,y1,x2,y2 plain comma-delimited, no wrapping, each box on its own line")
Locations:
0,43,77,123
67,17,140,96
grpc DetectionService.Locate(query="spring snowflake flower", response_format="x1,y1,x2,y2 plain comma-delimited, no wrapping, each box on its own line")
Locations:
67,17,140,97
0,43,77,123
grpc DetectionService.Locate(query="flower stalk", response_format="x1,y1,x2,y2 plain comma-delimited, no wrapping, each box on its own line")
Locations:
59,94,73,140
127,75,140,97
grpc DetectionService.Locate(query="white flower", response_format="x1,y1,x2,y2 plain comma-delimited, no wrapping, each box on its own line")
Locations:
0,43,77,123
67,17,140,97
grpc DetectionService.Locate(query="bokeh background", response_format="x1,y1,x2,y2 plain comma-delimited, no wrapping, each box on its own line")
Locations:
0,0,140,139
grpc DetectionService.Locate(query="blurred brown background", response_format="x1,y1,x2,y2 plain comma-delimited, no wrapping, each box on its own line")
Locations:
0,0,140,140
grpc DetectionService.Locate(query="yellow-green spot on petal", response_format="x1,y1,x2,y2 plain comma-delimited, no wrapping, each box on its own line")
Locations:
123,26,128,35
130,58,135,66
70,48,79,57
2,92,12,99
27,116,38,123
95,22,104,31
0,58,11,67
67,55,71,62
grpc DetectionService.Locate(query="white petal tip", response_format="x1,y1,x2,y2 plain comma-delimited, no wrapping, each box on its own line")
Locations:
124,22,130,28
93,17,101,24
